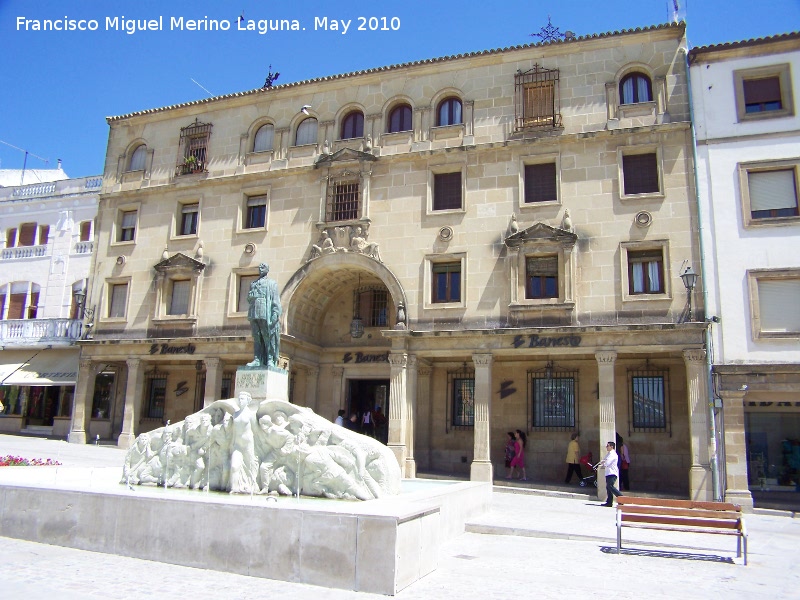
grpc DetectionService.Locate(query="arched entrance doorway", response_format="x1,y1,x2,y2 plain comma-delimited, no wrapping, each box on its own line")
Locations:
279,252,406,430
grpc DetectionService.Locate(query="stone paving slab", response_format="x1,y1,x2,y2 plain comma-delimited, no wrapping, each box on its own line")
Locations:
2,434,799,598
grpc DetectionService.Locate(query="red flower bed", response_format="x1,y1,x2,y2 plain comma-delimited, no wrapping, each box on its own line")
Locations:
0,455,62,467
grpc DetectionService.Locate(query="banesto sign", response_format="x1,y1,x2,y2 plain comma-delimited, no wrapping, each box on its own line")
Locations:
343,351,390,364
149,343,196,355
512,334,581,349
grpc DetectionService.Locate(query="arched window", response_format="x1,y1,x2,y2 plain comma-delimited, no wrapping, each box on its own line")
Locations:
129,145,147,171
388,104,412,133
437,97,462,126
295,118,318,146
619,72,653,105
253,124,274,152
340,111,364,139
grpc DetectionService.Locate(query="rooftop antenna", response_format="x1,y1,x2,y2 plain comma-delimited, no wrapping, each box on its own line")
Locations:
0,139,50,185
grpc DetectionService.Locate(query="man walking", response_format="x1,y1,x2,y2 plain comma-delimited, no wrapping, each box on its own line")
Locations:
598,441,622,507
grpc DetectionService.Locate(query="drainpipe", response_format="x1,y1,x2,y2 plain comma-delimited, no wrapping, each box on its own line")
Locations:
681,45,722,501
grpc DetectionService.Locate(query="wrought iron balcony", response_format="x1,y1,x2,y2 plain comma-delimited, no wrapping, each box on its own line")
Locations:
0,318,83,346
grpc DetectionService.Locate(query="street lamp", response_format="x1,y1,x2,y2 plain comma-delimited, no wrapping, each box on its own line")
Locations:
73,287,86,319
680,265,698,322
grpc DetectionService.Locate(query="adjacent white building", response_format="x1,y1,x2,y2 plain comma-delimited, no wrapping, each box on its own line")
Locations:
0,174,101,437
690,32,800,510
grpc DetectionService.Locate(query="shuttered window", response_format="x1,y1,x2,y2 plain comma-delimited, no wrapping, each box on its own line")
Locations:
237,275,258,312
743,76,783,113
748,169,799,219
108,283,128,318
758,279,800,333
524,163,557,203
18,223,36,247
622,153,660,195
433,172,462,211
168,280,191,316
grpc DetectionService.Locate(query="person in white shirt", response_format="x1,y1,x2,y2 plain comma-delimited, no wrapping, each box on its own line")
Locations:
598,441,622,507
334,409,345,426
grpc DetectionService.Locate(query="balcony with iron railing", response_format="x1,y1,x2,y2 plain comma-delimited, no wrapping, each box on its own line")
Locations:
0,318,83,346
1,244,49,261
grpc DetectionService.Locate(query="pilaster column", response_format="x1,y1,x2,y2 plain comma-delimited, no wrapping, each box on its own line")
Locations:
470,353,493,482
203,357,223,408
387,352,408,470
118,358,144,449
595,350,617,502
718,389,753,511
329,367,344,420
68,358,95,444
404,355,418,478
304,366,320,413
464,100,475,136
276,127,289,160
416,364,432,470
683,349,713,501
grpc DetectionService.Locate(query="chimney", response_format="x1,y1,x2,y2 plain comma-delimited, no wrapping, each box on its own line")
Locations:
57,159,62,170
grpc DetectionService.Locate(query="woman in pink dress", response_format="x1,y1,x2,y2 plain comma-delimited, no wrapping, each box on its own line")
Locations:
510,429,527,481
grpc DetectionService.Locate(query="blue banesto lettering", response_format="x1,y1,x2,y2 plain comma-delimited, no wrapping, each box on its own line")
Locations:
511,334,581,349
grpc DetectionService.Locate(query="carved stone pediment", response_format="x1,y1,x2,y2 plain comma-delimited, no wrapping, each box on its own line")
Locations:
154,252,206,274
504,222,577,249
315,146,377,168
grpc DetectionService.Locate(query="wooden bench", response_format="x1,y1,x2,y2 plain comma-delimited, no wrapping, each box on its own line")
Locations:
616,496,747,565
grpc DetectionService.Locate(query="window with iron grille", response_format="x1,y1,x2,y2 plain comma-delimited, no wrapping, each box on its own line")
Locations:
629,368,669,432
448,365,475,428
244,195,268,229
515,65,561,130
526,255,558,299
432,261,461,303
179,203,199,236
528,365,577,430
178,120,212,173
326,180,360,221
355,287,388,327
221,373,234,399
146,377,166,420
433,172,462,211
524,163,557,203
622,153,660,195
627,250,664,294
437,97,462,126
619,73,653,104
341,111,364,139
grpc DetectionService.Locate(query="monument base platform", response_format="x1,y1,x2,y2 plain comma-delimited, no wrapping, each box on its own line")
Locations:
0,467,490,595
234,366,288,402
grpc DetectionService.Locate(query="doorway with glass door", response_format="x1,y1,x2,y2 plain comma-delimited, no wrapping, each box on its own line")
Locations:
347,379,389,443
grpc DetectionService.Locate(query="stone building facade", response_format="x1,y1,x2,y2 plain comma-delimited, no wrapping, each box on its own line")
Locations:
690,33,800,510
71,22,713,500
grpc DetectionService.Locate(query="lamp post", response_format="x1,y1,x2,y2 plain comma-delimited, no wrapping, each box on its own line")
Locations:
73,287,86,319
680,265,698,322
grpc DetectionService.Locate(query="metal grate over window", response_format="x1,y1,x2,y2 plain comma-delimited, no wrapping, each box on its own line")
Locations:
146,376,166,420
354,287,389,327
515,64,562,130
326,180,360,222
528,363,578,431
628,365,670,434
447,364,475,430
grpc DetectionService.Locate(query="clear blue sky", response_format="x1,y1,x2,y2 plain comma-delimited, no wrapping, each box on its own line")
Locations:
1,0,798,179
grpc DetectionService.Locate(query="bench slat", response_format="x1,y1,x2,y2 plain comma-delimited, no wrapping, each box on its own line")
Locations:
620,505,742,520
616,496,740,511
621,514,741,529
621,522,743,536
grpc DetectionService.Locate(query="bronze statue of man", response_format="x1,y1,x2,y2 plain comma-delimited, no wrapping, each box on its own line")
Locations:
246,262,282,368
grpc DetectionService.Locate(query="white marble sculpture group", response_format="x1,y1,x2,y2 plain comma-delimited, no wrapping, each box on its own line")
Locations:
121,394,401,500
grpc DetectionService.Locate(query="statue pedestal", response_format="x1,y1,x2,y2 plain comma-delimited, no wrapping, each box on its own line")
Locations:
234,366,289,402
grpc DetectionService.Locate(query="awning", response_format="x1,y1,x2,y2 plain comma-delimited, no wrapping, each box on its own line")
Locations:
0,349,79,386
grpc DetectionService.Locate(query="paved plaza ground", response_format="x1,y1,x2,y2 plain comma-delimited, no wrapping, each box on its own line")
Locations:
1,434,798,599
